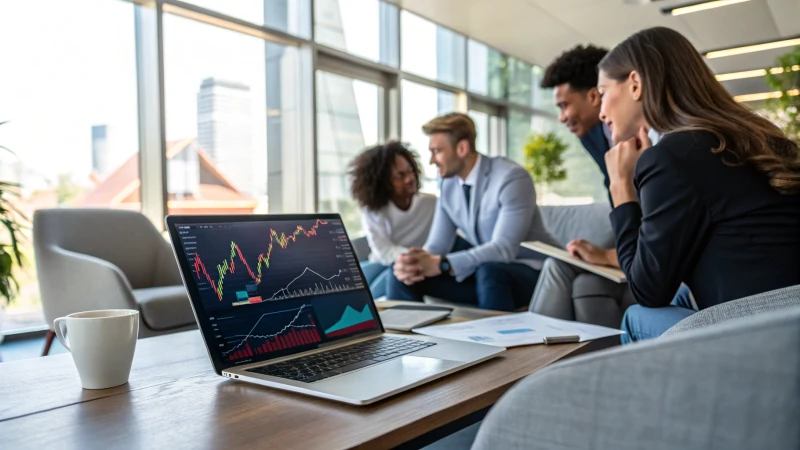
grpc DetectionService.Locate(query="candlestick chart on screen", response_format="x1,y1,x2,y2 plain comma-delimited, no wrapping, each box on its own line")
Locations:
181,219,365,311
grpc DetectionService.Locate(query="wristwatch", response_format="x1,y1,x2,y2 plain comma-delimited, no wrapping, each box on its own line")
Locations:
439,257,452,276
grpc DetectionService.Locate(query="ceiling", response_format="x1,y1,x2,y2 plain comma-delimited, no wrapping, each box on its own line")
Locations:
388,0,800,98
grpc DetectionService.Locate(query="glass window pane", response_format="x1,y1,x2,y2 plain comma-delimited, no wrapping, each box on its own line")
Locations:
184,0,311,38
316,71,382,237
532,65,557,114
467,40,506,99
401,11,465,87
0,0,139,333
314,0,398,66
508,111,606,205
401,80,457,193
468,110,489,154
164,13,279,215
508,57,534,107
532,116,606,204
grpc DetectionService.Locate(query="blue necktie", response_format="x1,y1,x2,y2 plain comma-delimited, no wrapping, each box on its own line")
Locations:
463,184,472,209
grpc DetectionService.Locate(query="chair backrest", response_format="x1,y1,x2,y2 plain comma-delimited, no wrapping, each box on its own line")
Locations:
662,284,800,337
473,306,800,450
33,209,172,290
538,203,615,249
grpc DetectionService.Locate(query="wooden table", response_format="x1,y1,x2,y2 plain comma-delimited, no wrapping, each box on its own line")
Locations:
0,301,610,449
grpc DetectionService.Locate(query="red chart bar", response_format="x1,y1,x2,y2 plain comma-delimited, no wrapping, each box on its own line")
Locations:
291,329,300,345
277,336,285,350
285,334,295,348
292,332,301,347
305,330,314,344
298,330,308,345
245,343,253,357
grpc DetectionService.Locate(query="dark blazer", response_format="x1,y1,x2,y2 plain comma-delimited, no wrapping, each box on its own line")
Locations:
610,130,800,309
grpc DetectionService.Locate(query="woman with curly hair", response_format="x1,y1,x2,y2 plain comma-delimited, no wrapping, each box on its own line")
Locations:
350,141,436,298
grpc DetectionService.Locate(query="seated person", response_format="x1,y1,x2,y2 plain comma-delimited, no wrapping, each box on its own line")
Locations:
351,141,436,298
386,113,560,311
597,27,800,343
530,45,694,323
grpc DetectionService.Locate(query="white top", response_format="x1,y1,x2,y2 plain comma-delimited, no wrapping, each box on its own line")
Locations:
458,153,482,187
361,193,437,265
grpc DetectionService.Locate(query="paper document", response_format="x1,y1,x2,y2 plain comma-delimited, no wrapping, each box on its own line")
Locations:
413,313,624,347
522,241,626,283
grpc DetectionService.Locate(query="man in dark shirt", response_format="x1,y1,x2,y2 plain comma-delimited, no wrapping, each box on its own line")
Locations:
529,45,692,335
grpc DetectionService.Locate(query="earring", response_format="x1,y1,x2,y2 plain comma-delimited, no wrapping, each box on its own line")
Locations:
634,94,639,100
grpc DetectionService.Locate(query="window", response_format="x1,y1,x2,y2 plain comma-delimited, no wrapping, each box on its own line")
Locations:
532,65,557,113
315,0,399,66
469,110,490,154
316,71,382,236
0,0,139,332
401,11,465,88
508,111,606,205
183,0,311,37
467,40,506,99
401,80,457,193
163,13,302,216
508,57,534,107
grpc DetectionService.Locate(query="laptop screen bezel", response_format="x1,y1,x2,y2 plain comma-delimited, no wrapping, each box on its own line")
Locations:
165,213,385,375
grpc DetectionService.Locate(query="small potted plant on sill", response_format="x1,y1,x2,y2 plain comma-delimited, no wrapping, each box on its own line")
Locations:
523,131,568,203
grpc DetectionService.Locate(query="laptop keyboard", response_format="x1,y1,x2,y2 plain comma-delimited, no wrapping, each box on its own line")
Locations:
246,336,436,383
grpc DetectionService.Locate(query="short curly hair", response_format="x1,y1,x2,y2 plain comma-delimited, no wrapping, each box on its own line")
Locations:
349,141,421,211
541,45,609,91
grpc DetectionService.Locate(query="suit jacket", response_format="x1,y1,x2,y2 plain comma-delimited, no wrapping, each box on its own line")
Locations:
424,154,560,282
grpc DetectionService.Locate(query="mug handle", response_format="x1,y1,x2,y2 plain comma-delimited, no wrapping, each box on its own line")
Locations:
53,318,70,352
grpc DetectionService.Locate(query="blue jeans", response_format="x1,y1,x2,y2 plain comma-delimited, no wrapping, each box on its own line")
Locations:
360,262,390,299
620,285,695,344
385,261,540,311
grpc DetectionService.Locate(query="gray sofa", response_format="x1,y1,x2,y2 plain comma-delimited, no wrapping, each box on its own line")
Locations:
533,203,634,327
352,203,630,321
472,285,800,450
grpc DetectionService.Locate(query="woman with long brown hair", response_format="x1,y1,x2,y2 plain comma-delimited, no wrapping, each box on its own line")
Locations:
596,27,800,343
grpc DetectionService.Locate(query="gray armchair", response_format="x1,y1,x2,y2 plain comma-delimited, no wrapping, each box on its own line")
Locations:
532,203,635,327
473,286,800,450
34,209,197,355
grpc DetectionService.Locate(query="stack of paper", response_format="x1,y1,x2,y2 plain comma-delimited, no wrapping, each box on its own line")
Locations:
413,313,624,348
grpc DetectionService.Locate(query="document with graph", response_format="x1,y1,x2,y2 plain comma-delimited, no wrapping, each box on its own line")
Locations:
413,313,624,347
521,241,627,283
177,218,379,364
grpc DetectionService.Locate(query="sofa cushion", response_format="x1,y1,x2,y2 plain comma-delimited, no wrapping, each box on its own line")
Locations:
539,203,615,249
134,286,196,330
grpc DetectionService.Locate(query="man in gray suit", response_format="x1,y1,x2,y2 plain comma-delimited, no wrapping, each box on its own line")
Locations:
386,113,559,311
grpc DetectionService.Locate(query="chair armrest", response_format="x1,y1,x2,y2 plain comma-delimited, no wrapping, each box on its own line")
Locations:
662,284,800,337
37,245,138,327
472,307,800,450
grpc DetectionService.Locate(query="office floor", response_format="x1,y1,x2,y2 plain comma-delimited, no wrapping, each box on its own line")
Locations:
0,334,67,363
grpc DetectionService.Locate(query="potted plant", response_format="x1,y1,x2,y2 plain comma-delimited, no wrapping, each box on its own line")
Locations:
764,46,800,143
523,132,568,202
0,121,27,344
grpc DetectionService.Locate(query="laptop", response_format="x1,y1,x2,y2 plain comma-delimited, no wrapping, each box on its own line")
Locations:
165,213,505,405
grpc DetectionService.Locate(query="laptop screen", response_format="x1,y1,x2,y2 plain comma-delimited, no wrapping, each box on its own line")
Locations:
170,215,381,369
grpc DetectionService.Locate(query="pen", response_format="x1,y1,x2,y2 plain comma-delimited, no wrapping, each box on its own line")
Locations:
543,335,580,345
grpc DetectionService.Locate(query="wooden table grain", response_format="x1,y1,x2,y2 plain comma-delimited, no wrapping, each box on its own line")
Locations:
0,301,607,449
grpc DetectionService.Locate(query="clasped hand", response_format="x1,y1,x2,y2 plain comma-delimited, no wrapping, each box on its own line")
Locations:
606,126,652,206
393,248,441,285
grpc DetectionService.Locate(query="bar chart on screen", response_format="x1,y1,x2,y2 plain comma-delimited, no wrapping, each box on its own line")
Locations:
220,304,323,362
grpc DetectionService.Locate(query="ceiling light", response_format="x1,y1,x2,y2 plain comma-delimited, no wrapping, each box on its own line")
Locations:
734,89,800,103
665,0,751,16
716,65,800,82
706,38,800,59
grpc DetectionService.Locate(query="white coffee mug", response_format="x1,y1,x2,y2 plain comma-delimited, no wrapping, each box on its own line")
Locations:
53,309,139,390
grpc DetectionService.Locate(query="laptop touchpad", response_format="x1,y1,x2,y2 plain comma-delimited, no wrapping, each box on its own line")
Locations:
396,355,462,378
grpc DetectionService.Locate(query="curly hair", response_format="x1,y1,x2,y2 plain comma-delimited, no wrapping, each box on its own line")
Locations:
349,141,422,211
541,45,609,91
